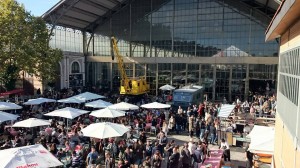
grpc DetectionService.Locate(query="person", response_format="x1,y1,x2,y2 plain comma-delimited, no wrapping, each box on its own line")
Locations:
193,146,203,168
105,152,115,168
142,156,151,168
168,147,180,168
209,124,217,144
180,143,191,168
158,132,168,156
87,146,99,167
145,141,153,157
243,124,251,134
49,143,58,155
162,121,168,136
70,151,84,168
219,139,230,162
245,143,253,168
152,151,162,168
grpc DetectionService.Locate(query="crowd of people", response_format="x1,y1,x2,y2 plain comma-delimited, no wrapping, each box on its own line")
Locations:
0,87,277,168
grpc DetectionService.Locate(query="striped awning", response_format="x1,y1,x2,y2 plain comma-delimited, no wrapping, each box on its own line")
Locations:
218,104,236,118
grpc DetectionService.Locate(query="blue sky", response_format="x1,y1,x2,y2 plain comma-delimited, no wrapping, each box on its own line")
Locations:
16,0,60,16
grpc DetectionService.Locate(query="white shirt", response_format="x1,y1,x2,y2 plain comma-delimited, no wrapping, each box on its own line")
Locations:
188,142,196,154
220,142,229,150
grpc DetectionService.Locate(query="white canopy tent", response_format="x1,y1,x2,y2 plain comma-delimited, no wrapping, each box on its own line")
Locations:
218,104,236,118
44,107,89,119
0,102,22,110
81,122,129,139
85,99,113,108
0,144,63,168
24,98,56,105
12,118,50,128
141,102,171,109
90,108,126,118
108,102,139,111
159,84,176,91
58,97,84,104
0,111,19,122
247,125,275,154
70,92,105,102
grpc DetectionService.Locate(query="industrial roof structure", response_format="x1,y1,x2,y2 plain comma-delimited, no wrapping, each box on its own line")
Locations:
42,0,281,34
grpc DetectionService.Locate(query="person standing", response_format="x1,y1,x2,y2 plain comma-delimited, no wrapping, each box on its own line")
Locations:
245,143,253,168
105,152,115,168
158,132,168,156
180,143,191,168
86,146,99,168
219,139,230,162
168,147,180,168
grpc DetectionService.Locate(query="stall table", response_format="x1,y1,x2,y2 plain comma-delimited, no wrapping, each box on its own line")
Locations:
200,149,223,168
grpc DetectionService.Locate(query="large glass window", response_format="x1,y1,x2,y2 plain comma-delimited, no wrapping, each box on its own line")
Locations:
201,64,214,100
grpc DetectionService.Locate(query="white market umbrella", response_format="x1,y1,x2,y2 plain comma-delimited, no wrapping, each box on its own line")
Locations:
12,118,50,128
58,97,84,104
0,144,63,168
0,111,19,122
81,122,129,139
70,92,105,102
159,84,176,91
24,98,56,105
90,108,126,118
141,102,171,109
108,102,139,111
85,99,113,108
0,102,22,110
44,107,89,119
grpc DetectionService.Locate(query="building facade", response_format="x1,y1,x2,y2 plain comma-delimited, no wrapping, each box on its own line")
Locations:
266,0,300,167
46,0,280,102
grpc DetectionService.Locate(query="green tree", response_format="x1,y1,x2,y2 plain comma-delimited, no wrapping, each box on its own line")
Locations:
0,0,62,91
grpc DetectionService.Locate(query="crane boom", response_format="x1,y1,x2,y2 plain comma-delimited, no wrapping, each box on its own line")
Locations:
111,36,149,95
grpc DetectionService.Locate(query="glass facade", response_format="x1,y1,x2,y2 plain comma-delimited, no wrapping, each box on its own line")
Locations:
49,0,279,101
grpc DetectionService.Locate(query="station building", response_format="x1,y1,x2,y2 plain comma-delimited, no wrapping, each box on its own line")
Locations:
43,0,280,102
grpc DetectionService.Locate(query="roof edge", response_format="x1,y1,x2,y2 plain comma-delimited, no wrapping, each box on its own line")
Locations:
42,0,67,19
265,0,297,41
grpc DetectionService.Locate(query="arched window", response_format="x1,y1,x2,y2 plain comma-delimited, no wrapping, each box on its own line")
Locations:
71,62,80,73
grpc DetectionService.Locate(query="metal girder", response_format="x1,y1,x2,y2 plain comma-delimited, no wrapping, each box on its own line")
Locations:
71,6,101,18
84,0,130,33
82,0,110,11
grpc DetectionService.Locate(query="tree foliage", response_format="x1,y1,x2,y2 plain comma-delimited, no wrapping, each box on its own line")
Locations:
0,0,62,90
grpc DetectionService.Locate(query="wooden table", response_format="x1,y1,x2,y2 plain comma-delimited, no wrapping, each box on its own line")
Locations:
200,149,223,168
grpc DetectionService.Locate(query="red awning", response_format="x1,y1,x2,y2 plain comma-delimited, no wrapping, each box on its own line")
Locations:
0,89,24,96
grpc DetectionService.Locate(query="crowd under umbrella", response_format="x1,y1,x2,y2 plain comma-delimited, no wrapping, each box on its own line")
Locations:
140,102,171,109
0,111,19,123
108,102,139,111
0,102,22,111
159,84,176,91
0,144,63,168
90,107,126,118
85,99,113,109
23,98,56,105
81,122,129,139
12,118,50,128
44,107,89,128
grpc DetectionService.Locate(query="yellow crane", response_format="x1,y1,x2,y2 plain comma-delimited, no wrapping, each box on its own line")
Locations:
111,37,149,95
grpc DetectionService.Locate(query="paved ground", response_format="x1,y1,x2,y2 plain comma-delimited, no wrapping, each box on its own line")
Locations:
148,133,247,168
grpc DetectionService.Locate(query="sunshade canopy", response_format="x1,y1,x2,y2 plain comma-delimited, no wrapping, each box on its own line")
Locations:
90,108,126,118
71,92,105,101
81,122,129,139
0,102,22,110
0,111,19,123
24,98,56,105
218,104,236,118
141,102,171,109
159,84,176,91
0,144,63,168
85,99,112,108
44,107,89,119
247,125,275,155
108,102,139,110
12,118,50,128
